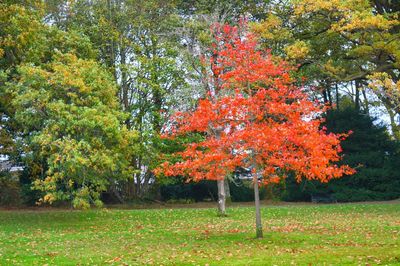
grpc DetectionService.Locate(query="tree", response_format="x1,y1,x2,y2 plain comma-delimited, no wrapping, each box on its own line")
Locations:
175,1,241,216
7,52,137,208
0,1,101,206
44,0,189,199
176,1,272,208
156,24,354,238
250,0,400,139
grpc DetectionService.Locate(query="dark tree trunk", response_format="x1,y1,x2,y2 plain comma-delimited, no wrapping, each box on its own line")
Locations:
335,83,340,110
327,87,333,106
322,89,328,104
355,80,361,111
361,88,369,114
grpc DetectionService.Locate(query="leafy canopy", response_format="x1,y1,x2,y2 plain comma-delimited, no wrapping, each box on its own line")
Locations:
156,24,354,185
10,53,137,208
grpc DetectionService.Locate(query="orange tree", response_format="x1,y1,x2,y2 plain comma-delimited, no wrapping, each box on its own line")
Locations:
156,24,354,238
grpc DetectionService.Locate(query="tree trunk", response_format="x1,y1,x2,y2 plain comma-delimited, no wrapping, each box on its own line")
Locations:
361,88,370,115
110,182,125,204
327,87,333,106
335,83,340,110
322,89,328,104
355,80,361,111
253,176,263,238
217,179,226,216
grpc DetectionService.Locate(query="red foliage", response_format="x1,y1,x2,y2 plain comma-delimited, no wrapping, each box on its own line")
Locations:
156,24,355,185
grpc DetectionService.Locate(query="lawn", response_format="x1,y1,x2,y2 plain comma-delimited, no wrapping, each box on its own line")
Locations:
0,202,399,265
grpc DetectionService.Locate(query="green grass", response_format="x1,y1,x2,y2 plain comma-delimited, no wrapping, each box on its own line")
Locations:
0,202,399,265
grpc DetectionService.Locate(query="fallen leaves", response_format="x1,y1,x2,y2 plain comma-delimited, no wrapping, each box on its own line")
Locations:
0,203,399,265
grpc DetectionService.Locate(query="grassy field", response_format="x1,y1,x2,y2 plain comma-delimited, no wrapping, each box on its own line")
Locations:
0,202,399,265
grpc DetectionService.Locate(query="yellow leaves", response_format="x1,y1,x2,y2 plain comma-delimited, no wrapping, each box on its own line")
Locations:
197,31,212,45
72,197,90,209
0,3,45,57
19,65,49,82
295,0,399,34
284,40,310,60
368,72,400,108
43,193,56,204
323,60,345,78
250,15,291,41
250,16,280,38
51,54,91,95
368,72,400,92
76,156,87,165
332,11,399,32
294,0,339,15
294,0,368,15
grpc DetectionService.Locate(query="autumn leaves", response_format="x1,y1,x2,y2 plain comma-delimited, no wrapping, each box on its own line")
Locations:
156,24,355,237
157,24,354,186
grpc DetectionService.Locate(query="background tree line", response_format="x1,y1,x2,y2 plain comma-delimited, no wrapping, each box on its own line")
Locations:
0,0,399,207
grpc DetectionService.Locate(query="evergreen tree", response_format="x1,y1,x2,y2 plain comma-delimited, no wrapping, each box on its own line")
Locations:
283,105,400,202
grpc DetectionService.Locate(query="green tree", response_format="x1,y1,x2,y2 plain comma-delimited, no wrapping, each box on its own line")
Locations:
9,53,137,208
283,104,400,202
45,0,189,199
1,1,137,207
250,0,400,139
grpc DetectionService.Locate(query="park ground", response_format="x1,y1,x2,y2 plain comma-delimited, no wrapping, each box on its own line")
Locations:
0,201,399,265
